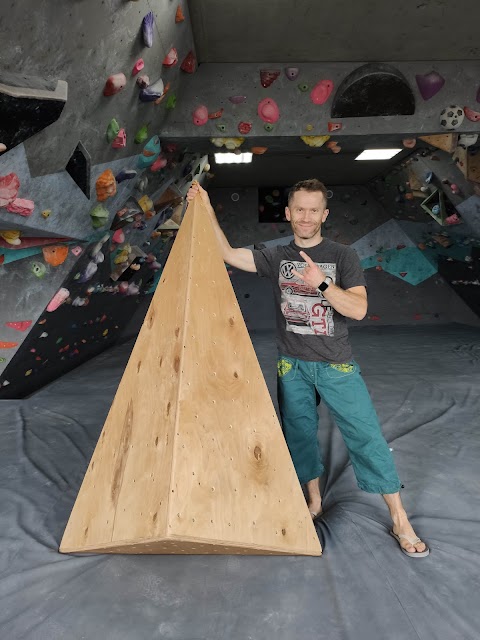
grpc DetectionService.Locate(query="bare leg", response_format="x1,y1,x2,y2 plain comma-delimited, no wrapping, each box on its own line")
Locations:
306,477,322,518
383,492,427,553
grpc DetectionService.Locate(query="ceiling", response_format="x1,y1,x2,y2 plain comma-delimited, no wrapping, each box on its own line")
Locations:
183,0,475,187
187,0,480,64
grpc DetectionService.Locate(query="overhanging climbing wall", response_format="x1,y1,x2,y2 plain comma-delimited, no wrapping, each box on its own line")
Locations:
60,196,321,556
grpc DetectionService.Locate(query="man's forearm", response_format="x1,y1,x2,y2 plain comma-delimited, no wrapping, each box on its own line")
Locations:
322,284,367,321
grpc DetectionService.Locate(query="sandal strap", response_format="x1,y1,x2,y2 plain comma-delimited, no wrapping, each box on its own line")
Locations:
396,533,422,545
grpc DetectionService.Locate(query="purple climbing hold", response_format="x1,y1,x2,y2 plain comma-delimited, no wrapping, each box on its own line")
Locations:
415,71,445,101
285,67,299,81
139,77,164,102
115,169,137,183
229,95,247,104
142,11,155,47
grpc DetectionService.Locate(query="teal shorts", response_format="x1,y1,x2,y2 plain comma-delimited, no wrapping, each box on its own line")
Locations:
277,355,401,494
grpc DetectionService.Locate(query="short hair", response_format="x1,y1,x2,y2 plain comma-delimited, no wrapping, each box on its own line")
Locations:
288,179,328,207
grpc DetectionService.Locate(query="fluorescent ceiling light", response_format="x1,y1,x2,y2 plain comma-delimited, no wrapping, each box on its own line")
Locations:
355,149,402,161
214,152,253,164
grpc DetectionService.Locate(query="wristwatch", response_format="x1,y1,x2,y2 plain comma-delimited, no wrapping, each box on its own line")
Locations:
317,277,331,293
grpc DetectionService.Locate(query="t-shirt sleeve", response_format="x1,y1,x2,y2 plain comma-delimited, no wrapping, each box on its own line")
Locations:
339,246,367,290
252,247,277,279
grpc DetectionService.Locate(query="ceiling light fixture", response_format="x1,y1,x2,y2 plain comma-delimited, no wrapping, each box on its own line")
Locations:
214,152,253,164
355,149,402,161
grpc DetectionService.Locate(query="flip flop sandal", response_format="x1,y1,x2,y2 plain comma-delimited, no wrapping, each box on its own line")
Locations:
390,531,430,558
310,510,323,521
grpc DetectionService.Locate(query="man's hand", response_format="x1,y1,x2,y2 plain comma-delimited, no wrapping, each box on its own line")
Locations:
292,250,326,288
186,181,212,208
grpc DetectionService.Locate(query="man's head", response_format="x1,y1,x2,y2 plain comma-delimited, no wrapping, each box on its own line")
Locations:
285,179,330,245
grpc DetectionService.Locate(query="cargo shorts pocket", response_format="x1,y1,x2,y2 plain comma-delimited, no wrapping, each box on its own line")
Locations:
277,356,298,382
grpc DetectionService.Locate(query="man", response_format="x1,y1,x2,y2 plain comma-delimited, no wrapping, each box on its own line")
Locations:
187,178,429,558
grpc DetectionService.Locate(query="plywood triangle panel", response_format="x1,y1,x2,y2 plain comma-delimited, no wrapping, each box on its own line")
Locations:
60,197,322,557
418,134,458,154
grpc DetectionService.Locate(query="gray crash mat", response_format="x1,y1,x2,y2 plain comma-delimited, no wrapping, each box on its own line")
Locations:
0,324,479,640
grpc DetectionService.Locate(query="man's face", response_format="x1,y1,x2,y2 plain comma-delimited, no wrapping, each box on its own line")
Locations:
285,190,329,240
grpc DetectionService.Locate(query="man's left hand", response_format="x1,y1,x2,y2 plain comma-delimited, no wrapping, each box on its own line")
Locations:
292,251,326,288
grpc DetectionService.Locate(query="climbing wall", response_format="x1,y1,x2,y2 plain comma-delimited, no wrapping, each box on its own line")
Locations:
0,1,210,397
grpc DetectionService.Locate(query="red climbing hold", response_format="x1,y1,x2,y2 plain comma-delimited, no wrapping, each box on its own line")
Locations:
260,69,280,88
5,321,32,331
399,272,408,277
181,51,197,73
238,122,252,134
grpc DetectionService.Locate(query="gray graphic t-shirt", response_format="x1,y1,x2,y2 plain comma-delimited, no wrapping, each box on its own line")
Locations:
252,238,366,363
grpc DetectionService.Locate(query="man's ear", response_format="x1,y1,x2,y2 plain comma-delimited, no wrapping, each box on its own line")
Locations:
285,206,291,221
322,208,330,222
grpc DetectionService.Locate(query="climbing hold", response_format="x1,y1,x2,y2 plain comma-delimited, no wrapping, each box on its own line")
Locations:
208,108,224,119
216,123,226,132
138,195,154,213
264,123,274,132
298,83,309,92
175,5,185,22
71,246,83,256
211,137,244,150
5,320,32,331
238,122,252,134
163,47,178,67
42,245,68,266
439,105,464,130
150,155,167,171
41,209,51,219
6,199,34,216
136,74,150,89
90,204,110,228
257,98,280,123
425,171,433,183
112,129,127,148
115,169,137,183
327,141,341,154
260,69,280,88
142,11,155,47
96,169,117,201
132,59,144,75
0,342,18,349
284,67,299,81
103,73,127,96
137,135,161,169
112,229,125,244
328,122,342,132
402,138,416,148
300,135,330,147
193,105,209,126
79,261,98,283
181,51,197,73
30,261,46,277
134,124,149,144
464,106,480,122
305,124,314,131
251,147,268,155
310,80,334,105
0,144,6,153
139,77,165,102
0,173,20,207
165,93,176,109
415,71,445,100
106,119,120,143
229,95,247,104
46,288,70,312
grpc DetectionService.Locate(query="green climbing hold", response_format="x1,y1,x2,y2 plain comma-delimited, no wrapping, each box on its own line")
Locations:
31,261,46,278
264,123,275,132
106,118,120,143
298,83,309,92
165,93,176,110
216,123,226,132
134,124,149,144
90,204,110,229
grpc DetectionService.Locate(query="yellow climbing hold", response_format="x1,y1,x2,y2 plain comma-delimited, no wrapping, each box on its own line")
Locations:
300,135,330,148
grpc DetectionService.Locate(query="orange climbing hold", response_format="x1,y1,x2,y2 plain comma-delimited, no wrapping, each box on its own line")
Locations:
175,5,185,22
0,342,18,349
42,245,69,267
96,169,117,201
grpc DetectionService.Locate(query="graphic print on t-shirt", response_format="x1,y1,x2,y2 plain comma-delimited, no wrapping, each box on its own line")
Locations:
279,259,336,336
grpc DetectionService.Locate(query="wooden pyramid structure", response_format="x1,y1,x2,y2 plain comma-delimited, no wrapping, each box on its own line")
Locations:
60,196,322,556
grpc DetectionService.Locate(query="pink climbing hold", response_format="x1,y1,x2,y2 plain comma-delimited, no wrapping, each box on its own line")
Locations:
0,173,20,207
464,106,480,122
5,321,32,331
257,98,280,124
163,47,178,67
112,229,125,244
71,246,83,256
46,288,70,312
5,198,34,216
193,105,209,126
132,59,144,75
150,155,167,171
103,73,127,96
310,80,334,105
112,128,127,148
136,74,150,88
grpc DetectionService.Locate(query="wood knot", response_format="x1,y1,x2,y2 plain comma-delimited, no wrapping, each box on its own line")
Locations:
229,317,234,326
233,371,238,378
254,446,262,460
282,528,286,536
175,327,180,337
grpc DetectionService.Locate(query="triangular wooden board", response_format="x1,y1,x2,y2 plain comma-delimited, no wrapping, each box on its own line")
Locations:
418,134,458,154
60,197,322,556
